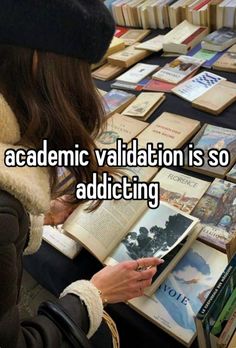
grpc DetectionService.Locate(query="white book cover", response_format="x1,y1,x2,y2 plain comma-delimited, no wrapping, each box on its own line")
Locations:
129,241,228,346
116,63,159,84
172,71,226,102
153,55,205,84
136,35,165,52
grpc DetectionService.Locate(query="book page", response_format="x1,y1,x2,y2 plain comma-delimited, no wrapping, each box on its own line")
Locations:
63,199,147,262
105,201,199,265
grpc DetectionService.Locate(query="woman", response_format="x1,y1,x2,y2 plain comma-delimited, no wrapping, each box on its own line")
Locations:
0,1,162,347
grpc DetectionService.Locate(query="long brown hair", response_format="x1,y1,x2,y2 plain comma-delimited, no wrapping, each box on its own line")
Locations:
0,45,109,209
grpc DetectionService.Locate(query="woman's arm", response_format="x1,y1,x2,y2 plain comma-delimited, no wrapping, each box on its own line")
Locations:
0,191,91,348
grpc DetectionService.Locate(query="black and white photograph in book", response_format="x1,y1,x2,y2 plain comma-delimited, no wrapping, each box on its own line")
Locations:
109,202,196,263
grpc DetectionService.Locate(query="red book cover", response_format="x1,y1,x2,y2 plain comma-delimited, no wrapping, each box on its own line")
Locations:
182,27,206,45
115,26,129,38
143,79,175,93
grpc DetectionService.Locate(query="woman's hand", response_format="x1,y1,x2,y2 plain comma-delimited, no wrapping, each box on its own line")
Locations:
44,196,76,226
91,257,164,303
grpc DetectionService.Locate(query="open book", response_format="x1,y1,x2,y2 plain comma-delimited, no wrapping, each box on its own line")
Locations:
63,199,200,295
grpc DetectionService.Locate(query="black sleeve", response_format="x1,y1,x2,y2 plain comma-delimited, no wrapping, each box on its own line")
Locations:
0,191,89,348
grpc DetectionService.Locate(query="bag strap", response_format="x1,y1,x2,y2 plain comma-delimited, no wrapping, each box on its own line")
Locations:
38,301,92,348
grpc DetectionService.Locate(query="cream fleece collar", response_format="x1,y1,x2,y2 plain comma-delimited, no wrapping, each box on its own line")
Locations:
0,94,50,215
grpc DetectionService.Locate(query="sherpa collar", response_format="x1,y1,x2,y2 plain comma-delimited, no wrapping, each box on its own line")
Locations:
0,94,50,216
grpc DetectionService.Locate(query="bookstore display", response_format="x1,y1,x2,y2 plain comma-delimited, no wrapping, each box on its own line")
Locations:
38,6,236,348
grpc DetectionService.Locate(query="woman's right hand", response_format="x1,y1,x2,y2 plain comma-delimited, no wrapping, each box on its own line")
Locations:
91,257,164,304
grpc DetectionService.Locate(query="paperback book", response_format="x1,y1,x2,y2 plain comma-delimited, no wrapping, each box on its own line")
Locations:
187,43,226,69
129,240,227,346
172,71,226,102
107,44,151,68
155,168,211,213
103,89,136,116
213,44,236,73
184,124,236,178
64,199,200,292
201,27,236,51
192,80,236,115
152,55,204,84
136,35,165,52
192,178,236,251
120,29,151,46
195,254,236,348
92,63,125,81
96,113,148,150
121,92,166,120
116,62,159,84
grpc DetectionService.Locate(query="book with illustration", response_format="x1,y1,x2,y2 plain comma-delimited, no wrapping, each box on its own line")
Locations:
172,71,226,102
187,43,225,69
96,113,148,150
155,168,211,213
129,240,227,346
184,124,236,178
201,27,236,52
64,199,200,292
121,92,166,120
195,254,236,348
192,178,236,251
103,89,136,116
152,55,204,84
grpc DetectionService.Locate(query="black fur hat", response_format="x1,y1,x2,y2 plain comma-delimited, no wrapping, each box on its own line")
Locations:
0,0,115,63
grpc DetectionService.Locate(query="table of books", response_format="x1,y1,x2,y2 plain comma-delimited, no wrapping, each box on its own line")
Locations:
24,29,236,348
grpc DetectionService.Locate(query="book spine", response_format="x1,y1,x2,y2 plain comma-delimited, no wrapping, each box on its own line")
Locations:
182,27,206,45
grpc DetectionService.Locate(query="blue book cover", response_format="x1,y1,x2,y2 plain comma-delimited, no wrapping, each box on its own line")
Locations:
187,44,225,69
129,241,227,346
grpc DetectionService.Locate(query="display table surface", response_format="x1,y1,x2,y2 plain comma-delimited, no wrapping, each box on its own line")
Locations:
24,29,236,348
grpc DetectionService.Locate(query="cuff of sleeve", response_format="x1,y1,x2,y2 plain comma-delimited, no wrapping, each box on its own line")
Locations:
60,280,103,338
23,214,44,255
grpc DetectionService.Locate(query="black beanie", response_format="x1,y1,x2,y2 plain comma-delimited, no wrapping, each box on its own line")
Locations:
0,0,115,63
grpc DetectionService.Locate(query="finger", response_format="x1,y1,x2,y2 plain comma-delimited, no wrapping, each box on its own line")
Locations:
139,278,152,288
137,267,157,281
136,257,164,269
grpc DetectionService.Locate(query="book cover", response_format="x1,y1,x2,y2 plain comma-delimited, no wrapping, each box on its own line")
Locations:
92,63,125,81
228,332,236,348
213,44,236,72
152,55,204,84
122,92,165,119
192,80,236,115
217,308,236,348
136,35,165,52
154,168,211,213
103,89,136,116
195,254,236,348
227,164,236,183
96,113,148,149
172,71,226,102
116,62,159,84
111,77,151,92
107,201,198,264
137,112,201,149
115,26,129,38
184,124,236,177
119,29,150,46
192,178,236,251
129,241,227,346
187,43,225,69
202,27,236,50
107,44,151,68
